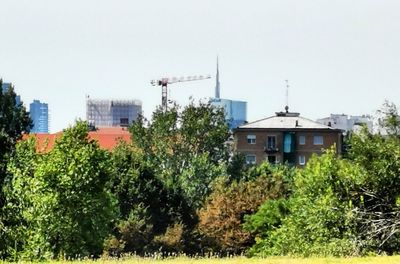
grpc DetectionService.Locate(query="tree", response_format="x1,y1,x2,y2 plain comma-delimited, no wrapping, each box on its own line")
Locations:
0,80,31,202
376,100,400,136
347,119,400,254
246,149,364,257
129,101,229,210
198,163,294,254
3,121,117,260
105,141,173,256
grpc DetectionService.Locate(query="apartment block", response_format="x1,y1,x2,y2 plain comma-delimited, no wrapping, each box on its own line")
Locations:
234,108,343,166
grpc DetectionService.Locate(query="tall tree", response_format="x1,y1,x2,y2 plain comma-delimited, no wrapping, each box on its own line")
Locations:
129,101,229,210
3,121,116,260
0,80,31,196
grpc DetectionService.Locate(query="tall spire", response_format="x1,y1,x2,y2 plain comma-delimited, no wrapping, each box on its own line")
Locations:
215,56,220,99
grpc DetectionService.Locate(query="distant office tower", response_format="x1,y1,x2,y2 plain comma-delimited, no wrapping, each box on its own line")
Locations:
30,100,49,133
210,98,247,129
209,58,247,129
2,82,21,105
86,99,142,127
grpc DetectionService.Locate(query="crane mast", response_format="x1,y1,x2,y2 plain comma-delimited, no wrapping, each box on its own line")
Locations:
151,75,211,110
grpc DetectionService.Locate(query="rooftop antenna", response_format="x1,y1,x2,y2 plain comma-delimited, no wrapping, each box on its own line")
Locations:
285,80,289,113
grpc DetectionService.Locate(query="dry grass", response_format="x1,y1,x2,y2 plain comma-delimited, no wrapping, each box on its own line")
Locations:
31,256,400,264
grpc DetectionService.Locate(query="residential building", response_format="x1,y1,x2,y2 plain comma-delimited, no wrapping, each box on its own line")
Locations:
317,114,373,133
30,100,49,133
234,107,343,166
209,58,247,129
86,98,142,128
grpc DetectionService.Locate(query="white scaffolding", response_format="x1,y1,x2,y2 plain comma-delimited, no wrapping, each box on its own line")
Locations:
86,98,142,127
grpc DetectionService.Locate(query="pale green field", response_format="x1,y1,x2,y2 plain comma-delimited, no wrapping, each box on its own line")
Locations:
28,256,400,264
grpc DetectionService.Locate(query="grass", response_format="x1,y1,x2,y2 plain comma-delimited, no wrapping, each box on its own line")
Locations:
27,256,400,264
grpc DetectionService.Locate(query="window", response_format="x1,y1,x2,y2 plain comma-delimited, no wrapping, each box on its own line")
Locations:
267,136,276,149
246,154,256,164
299,135,306,145
267,155,276,164
299,155,306,165
313,135,323,145
247,135,256,144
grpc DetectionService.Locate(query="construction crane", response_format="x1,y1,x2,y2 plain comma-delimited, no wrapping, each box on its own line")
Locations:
151,75,211,110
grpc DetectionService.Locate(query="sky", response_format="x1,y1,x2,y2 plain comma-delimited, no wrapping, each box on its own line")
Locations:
1,0,399,132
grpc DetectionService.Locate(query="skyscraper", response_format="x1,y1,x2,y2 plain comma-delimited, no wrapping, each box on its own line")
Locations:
2,82,21,105
30,100,49,133
210,58,247,130
86,98,142,127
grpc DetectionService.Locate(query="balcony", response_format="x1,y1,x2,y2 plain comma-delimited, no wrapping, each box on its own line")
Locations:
264,146,279,153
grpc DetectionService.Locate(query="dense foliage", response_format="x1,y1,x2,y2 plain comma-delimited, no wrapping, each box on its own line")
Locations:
115,101,230,255
198,163,294,254
2,122,116,260
245,149,364,257
1,100,400,260
245,103,400,257
0,80,31,199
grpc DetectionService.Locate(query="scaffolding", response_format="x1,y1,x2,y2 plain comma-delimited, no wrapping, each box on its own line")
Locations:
86,99,142,127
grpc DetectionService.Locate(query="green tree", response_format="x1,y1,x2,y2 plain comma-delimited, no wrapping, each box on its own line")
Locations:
0,137,37,260
4,121,116,260
129,101,229,210
0,80,31,200
246,149,364,257
105,141,173,255
347,125,400,253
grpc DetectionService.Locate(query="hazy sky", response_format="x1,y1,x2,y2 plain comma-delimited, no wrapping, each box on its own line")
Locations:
1,0,399,132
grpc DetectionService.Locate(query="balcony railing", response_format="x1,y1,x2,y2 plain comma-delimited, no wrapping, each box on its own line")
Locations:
264,146,279,153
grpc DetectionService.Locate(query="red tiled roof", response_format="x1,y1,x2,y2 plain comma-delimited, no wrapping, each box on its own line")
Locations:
25,127,131,152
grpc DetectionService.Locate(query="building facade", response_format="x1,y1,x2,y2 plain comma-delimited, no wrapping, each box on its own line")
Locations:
210,98,247,129
234,109,342,166
317,114,373,133
30,100,49,133
86,99,142,128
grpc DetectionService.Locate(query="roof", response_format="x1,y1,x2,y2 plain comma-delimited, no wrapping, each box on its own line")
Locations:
237,111,340,131
25,127,131,152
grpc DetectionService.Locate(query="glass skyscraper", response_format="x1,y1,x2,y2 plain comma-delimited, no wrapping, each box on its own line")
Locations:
210,98,247,129
30,100,49,133
209,58,247,130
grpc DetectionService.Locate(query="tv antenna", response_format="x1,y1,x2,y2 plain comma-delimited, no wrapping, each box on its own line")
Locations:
285,80,290,113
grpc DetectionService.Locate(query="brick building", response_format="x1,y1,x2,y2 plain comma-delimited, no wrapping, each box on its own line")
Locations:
233,108,343,166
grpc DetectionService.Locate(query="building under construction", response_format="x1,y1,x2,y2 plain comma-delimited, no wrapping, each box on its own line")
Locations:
86,98,142,128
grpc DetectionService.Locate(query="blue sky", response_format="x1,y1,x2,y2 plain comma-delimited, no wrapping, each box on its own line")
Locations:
1,0,399,132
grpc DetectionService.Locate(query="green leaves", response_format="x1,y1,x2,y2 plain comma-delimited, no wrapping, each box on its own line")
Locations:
246,149,363,257
2,121,117,260
129,101,230,209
